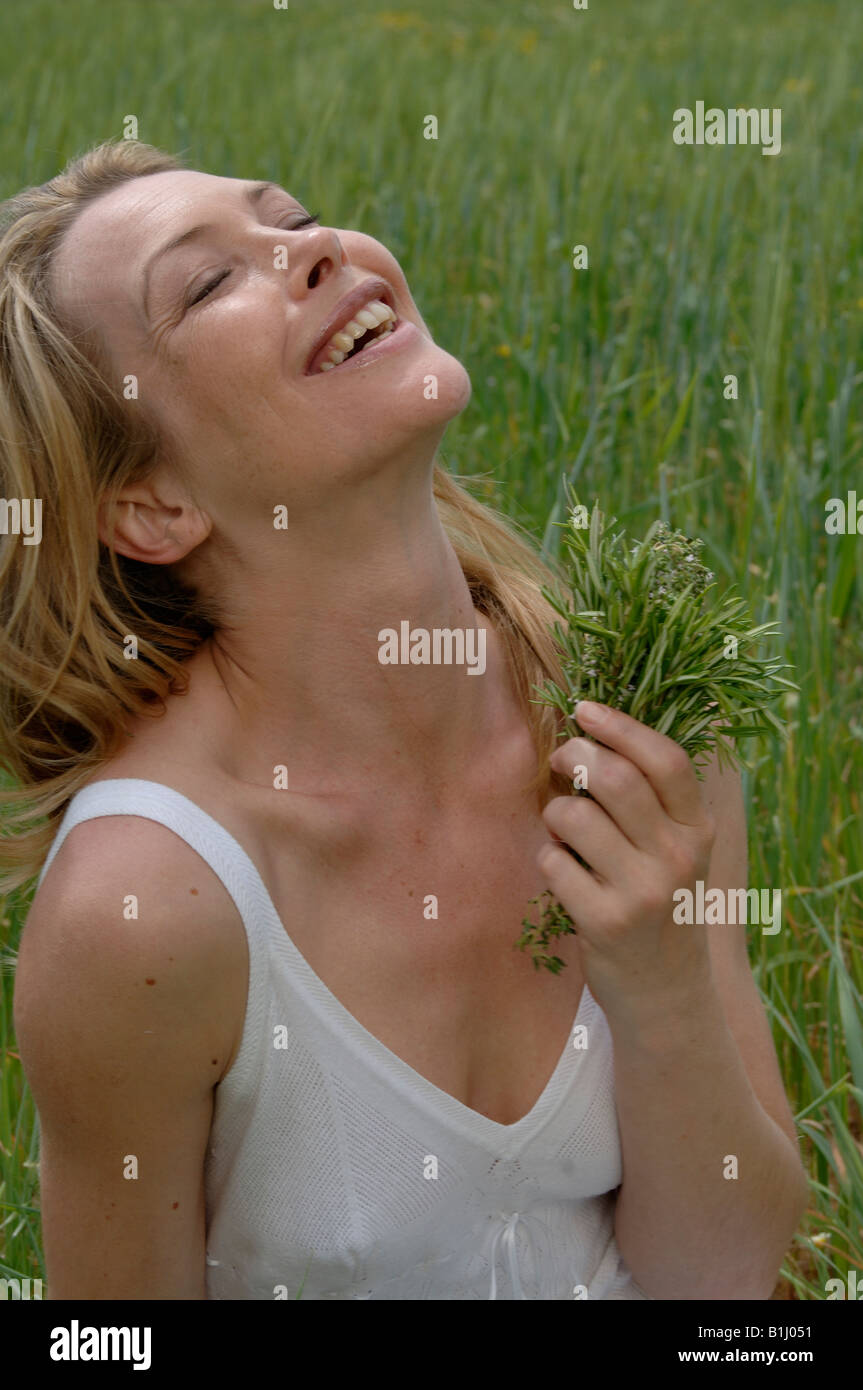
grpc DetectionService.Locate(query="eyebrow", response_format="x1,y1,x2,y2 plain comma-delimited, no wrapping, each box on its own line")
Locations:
141,181,288,317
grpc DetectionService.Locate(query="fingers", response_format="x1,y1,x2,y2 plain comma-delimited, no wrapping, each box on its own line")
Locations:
542,792,641,884
565,700,705,826
537,838,604,924
550,734,664,854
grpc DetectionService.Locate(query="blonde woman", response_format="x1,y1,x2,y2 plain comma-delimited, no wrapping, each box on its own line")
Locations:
2,141,807,1300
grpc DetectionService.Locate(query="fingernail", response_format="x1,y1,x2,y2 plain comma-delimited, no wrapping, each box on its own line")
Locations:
575,699,604,723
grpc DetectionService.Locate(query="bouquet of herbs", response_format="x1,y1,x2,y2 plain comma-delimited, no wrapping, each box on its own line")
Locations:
517,490,797,974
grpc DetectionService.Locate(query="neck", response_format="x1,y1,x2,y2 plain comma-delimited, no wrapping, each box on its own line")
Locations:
195,469,518,795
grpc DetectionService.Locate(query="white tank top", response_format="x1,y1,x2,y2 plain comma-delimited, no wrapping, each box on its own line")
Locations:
38,778,651,1301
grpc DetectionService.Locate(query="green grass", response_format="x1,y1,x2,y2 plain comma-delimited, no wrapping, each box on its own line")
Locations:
1,0,862,1299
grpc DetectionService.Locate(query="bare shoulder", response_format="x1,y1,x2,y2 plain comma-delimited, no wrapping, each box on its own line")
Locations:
12,813,249,1297
15,811,248,1091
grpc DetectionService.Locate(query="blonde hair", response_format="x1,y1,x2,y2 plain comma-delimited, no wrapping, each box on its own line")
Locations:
0,139,571,895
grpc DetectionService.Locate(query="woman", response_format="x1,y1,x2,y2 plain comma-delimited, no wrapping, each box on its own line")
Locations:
3,140,807,1300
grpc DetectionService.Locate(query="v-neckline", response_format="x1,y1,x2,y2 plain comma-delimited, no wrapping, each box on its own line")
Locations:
273,923,595,1142
76,778,595,1143
252,853,595,1143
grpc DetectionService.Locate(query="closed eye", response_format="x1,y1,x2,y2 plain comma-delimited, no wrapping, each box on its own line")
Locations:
184,212,322,309
188,268,231,307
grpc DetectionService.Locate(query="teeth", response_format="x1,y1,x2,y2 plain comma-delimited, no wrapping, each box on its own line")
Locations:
315,297,396,372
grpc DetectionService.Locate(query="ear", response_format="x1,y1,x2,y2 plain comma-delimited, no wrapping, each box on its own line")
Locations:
98,479,211,564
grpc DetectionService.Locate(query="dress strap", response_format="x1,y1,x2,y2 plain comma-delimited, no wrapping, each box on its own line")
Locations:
37,776,274,1100
38,776,273,960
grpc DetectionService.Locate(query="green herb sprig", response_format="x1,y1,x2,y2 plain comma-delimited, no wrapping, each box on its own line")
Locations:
517,491,798,974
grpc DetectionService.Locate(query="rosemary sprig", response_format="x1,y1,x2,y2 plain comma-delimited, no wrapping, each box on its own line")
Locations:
517,490,798,974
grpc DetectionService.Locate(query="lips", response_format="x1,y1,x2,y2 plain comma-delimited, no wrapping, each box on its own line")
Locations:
303,278,397,375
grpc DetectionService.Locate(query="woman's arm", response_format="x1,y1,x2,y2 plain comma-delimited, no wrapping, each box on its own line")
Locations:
13,817,247,1299
537,701,809,1300
611,748,807,1299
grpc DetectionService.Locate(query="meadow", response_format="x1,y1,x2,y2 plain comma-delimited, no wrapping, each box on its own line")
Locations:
1,0,861,1299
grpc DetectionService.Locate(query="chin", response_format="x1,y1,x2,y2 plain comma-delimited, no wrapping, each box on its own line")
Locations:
422,347,472,418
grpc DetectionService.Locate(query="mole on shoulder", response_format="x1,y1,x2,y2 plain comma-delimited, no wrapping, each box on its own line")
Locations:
145,978,156,986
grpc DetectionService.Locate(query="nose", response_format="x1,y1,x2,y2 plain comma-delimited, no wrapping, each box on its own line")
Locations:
258,222,346,301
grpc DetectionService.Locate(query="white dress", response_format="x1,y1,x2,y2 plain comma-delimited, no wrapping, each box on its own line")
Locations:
38,778,652,1301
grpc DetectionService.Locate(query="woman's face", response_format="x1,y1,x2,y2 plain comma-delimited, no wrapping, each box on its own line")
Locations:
49,168,472,526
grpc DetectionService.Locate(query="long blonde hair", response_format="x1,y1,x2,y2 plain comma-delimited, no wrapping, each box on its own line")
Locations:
0,139,571,895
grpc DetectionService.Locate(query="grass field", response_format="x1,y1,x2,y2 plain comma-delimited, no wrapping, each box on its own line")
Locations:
1,0,861,1300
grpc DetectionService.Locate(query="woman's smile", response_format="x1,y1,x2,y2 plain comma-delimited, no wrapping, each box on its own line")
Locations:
304,317,420,380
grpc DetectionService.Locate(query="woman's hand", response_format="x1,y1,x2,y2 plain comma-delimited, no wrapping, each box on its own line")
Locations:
539,699,718,1031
